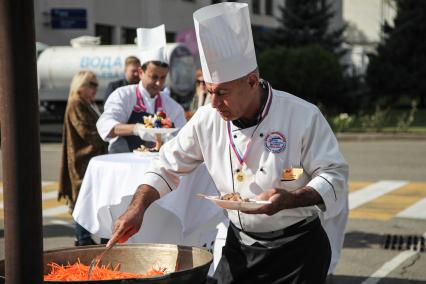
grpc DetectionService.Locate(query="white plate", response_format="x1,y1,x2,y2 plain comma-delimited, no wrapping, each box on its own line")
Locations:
203,195,271,211
138,127,179,134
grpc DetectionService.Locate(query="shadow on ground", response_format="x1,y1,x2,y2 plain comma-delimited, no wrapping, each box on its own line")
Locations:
327,275,426,284
343,230,384,249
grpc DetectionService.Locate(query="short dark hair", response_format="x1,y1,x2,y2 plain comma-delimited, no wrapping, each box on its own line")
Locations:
141,61,169,71
124,56,141,67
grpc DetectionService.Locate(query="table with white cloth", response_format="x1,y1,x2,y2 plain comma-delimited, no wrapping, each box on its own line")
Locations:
73,152,227,254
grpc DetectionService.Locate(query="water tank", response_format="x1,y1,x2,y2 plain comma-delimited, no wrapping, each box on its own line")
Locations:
37,43,196,104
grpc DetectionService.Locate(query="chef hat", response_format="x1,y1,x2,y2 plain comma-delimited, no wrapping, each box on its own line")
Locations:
193,3,257,83
136,24,168,66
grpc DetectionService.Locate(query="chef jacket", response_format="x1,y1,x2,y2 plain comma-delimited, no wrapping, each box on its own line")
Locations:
142,83,349,233
97,82,186,153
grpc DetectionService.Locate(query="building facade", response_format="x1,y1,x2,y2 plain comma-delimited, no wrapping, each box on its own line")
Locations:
34,0,290,46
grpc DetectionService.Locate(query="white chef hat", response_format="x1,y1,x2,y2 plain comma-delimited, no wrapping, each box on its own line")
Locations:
136,24,168,66
193,3,257,83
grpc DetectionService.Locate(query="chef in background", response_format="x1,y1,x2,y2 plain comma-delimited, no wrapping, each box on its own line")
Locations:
103,56,141,103
107,3,348,284
97,25,186,153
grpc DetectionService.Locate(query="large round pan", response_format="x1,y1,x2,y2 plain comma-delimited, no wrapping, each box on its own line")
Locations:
0,243,213,284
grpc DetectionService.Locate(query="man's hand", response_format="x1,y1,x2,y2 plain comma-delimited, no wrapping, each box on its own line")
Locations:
106,185,160,248
106,205,144,248
243,186,323,215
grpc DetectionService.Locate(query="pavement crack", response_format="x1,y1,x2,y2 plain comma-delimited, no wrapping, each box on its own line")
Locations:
399,252,421,277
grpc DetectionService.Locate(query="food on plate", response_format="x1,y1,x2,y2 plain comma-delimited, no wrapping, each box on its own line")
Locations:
134,144,159,153
143,111,174,129
220,192,249,202
44,259,166,280
134,145,149,152
282,167,304,181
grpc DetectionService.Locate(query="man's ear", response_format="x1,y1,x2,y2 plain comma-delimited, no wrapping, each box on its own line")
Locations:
138,67,144,78
247,73,259,89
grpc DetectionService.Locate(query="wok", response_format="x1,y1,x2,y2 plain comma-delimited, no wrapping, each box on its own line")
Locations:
0,243,213,283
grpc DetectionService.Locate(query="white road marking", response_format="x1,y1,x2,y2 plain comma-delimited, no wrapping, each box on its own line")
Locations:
397,197,426,220
349,180,408,210
361,249,419,284
49,219,74,228
42,205,69,217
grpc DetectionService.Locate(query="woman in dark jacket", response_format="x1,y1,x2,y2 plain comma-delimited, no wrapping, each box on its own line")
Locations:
59,70,107,246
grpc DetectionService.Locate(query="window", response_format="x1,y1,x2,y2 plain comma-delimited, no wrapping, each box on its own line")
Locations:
252,0,261,15
265,0,273,16
122,27,137,44
166,31,176,43
95,24,113,44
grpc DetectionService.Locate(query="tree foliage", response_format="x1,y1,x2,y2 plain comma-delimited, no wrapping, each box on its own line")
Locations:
259,45,346,113
366,0,426,107
265,0,345,57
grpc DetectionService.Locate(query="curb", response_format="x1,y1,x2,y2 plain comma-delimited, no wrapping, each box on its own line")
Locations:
336,133,426,141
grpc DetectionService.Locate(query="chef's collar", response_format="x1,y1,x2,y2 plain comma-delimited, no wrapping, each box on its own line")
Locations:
232,79,269,129
138,81,158,114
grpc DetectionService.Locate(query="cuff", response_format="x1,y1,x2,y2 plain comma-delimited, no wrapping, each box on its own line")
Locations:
307,174,336,214
143,172,173,197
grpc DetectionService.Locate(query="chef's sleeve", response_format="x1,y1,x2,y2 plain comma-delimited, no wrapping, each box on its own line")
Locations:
96,90,132,141
302,108,349,220
142,110,204,197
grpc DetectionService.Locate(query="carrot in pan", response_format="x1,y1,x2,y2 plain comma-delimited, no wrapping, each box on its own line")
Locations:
44,258,166,281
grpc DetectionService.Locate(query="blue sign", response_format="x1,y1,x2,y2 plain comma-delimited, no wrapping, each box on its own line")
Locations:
51,8,87,29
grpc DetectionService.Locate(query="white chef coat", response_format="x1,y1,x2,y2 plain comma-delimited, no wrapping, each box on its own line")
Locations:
97,82,186,153
142,86,349,233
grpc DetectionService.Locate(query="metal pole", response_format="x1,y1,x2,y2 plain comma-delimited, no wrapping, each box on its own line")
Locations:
0,0,43,282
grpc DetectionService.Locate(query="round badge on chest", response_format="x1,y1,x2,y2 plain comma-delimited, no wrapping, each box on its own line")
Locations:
265,132,287,153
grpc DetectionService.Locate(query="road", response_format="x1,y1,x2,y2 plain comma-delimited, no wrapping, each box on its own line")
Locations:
0,139,426,283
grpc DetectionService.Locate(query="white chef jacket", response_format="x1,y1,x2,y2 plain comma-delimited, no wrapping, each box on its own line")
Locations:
142,87,349,233
97,82,186,153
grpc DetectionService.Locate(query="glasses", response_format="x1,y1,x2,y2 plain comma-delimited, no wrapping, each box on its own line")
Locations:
88,81,99,88
196,79,205,86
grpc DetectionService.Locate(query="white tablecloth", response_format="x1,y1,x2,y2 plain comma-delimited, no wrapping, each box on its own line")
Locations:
73,152,226,249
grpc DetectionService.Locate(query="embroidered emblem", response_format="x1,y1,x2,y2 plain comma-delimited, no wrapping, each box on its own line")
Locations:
265,132,286,153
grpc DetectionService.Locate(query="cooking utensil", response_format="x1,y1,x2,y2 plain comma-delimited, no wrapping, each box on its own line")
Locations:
87,244,114,279
0,244,213,283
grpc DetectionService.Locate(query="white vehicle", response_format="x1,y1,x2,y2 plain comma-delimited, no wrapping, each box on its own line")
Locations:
37,42,196,116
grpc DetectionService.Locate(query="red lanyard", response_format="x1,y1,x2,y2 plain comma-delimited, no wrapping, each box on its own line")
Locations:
133,86,163,113
227,82,272,166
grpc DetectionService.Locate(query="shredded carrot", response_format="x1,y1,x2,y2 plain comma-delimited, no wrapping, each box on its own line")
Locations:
44,258,166,281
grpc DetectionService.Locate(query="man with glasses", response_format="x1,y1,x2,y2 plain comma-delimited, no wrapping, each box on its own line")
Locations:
97,25,186,153
190,68,211,112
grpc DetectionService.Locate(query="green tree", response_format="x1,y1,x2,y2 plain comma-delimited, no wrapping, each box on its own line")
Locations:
366,0,426,107
259,45,346,113
266,0,346,57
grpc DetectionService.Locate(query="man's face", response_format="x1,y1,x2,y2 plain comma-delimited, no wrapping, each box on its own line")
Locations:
124,63,141,84
139,62,169,97
206,74,258,121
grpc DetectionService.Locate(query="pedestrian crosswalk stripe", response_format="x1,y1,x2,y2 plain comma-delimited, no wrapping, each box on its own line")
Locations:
43,205,69,217
349,181,371,193
350,182,426,220
348,180,408,210
397,197,426,220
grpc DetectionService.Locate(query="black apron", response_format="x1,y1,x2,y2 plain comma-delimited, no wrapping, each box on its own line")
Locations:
213,217,331,284
124,86,164,151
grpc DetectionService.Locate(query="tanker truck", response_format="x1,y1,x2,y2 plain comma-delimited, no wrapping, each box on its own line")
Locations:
37,42,197,117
